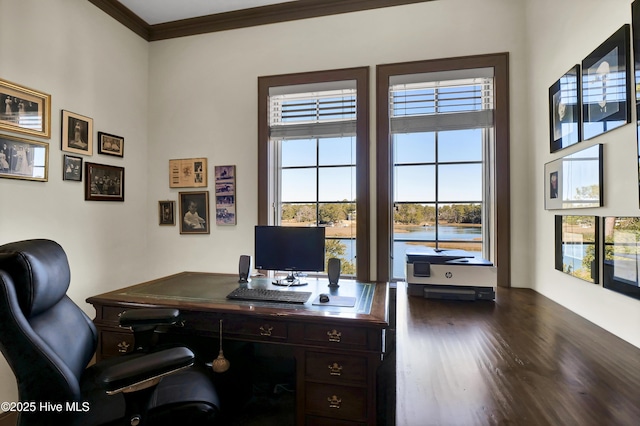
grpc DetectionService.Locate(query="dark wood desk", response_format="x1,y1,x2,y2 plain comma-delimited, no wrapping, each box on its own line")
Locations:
87,272,388,426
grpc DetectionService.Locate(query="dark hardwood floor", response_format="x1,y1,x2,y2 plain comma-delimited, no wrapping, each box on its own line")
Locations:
395,283,640,425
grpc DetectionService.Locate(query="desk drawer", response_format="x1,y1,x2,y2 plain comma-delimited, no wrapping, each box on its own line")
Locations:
305,415,366,426
224,319,288,341
305,352,367,384
100,306,129,323
303,324,368,349
305,382,367,422
100,330,134,357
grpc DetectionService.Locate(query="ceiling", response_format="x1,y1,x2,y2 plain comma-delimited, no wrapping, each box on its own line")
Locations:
88,0,434,41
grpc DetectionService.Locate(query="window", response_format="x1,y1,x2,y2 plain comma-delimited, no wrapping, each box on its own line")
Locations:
376,54,510,285
258,68,370,280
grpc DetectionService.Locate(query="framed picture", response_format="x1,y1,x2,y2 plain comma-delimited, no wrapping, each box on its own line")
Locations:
159,201,175,226
582,24,631,140
97,132,124,157
549,65,581,152
0,78,51,138
85,162,124,201
62,110,93,156
179,191,210,234
544,144,603,210
603,216,640,300
63,154,82,181
169,158,207,188
555,215,599,284
215,165,236,225
0,133,48,182
632,1,640,207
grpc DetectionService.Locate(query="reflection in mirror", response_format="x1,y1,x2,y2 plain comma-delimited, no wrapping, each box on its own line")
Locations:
603,217,640,300
544,144,603,210
555,215,599,284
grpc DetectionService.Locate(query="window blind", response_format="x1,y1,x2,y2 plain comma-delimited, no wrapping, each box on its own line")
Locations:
269,87,357,139
390,71,494,133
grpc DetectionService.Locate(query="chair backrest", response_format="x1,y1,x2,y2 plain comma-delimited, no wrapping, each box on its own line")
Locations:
0,239,97,404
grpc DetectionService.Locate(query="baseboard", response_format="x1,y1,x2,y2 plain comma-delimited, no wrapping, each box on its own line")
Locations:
0,411,16,426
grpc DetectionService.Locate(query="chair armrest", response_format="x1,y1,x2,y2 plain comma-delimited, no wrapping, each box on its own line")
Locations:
99,346,195,394
119,308,180,328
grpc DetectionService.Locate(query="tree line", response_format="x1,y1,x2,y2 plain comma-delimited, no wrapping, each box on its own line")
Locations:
394,203,482,225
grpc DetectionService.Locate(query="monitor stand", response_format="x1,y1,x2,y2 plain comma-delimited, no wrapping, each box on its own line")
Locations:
272,272,308,287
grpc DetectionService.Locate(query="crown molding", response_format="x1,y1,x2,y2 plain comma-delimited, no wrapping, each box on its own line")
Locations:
89,0,434,41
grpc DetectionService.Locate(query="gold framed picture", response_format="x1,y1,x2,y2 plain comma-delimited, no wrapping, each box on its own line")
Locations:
169,158,207,188
0,133,48,182
179,191,210,234
0,78,51,139
62,110,93,156
159,201,175,225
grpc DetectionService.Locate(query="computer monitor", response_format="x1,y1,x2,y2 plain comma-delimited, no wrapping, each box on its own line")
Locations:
254,225,326,286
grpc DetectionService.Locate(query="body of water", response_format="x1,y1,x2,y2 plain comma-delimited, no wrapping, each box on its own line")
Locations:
332,225,484,279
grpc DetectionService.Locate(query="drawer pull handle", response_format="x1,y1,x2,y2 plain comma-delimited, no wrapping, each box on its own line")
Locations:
327,395,342,409
259,325,273,336
328,362,343,376
327,329,342,342
117,341,130,353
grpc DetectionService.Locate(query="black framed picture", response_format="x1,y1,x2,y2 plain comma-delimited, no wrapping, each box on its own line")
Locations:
632,1,640,207
603,216,640,300
555,215,599,284
85,162,124,201
549,65,581,152
97,132,124,157
63,154,82,181
544,144,603,210
582,24,631,140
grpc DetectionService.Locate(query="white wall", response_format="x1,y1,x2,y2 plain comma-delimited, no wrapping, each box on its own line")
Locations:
527,0,640,349
0,0,149,404
145,0,531,283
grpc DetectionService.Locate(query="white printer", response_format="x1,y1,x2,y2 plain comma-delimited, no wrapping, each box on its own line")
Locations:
405,248,496,300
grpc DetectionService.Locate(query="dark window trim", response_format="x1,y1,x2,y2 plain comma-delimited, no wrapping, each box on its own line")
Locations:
376,53,511,287
258,67,370,281
89,0,436,41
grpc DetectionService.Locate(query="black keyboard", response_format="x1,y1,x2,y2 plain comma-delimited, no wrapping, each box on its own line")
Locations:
226,287,312,304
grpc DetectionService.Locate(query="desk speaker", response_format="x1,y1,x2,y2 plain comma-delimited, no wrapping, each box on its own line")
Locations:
328,258,340,287
239,255,251,283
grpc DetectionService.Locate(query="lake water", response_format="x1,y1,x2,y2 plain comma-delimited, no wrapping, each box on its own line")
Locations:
334,225,483,279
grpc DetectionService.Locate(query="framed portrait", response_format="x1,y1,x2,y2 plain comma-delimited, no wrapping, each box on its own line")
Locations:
555,215,599,284
549,65,581,153
62,154,82,181
169,158,207,188
544,144,603,210
602,216,640,301
0,133,48,182
85,162,124,201
582,24,631,140
0,78,51,138
62,110,93,156
159,201,175,226
179,191,210,234
215,165,236,225
97,132,124,157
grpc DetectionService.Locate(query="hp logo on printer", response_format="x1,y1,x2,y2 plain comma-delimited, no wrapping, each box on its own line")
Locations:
445,272,453,279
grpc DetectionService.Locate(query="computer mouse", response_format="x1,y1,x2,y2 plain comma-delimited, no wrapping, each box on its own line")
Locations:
319,293,330,303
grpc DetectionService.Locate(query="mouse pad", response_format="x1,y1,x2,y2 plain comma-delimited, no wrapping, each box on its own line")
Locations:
312,295,356,307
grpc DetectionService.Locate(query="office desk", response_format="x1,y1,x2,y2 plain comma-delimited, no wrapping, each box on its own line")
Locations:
87,272,388,426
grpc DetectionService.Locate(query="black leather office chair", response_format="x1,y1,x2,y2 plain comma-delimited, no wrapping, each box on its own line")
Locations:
0,239,220,426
